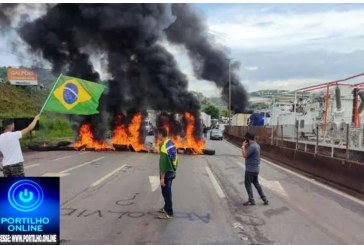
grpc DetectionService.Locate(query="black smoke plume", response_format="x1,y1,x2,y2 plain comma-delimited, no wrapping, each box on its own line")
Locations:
165,3,248,113
156,112,183,137
0,4,18,27
0,3,248,140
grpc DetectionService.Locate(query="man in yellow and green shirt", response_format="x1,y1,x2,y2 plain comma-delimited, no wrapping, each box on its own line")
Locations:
157,127,178,219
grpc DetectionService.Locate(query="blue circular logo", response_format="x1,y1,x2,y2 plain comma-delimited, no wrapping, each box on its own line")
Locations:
63,83,78,104
8,180,44,212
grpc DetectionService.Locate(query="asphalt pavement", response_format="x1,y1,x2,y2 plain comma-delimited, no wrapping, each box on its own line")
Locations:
6,138,364,245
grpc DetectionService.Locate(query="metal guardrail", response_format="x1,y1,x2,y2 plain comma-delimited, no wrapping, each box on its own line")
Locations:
226,124,364,163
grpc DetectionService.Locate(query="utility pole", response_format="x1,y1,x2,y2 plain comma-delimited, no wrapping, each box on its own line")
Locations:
271,96,275,145
226,58,233,125
294,91,298,149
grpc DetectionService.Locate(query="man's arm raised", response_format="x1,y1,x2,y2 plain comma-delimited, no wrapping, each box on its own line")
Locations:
21,115,40,136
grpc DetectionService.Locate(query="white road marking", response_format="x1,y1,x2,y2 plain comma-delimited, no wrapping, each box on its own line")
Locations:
59,157,105,173
42,172,70,177
52,155,73,161
262,158,364,206
259,178,288,197
42,157,105,177
149,176,160,192
24,164,39,169
91,164,127,187
205,166,226,198
235,160,288,197
52,152,89,161
235,160,245,169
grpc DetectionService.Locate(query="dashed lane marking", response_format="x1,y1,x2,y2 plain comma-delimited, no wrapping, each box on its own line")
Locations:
205,165,226,199
52,152,89,161
42,157,105,177
91,164,127,187
149,176,160,192
24,164,39,169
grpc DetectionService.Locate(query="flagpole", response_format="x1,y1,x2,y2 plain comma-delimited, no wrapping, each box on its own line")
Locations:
39,73,63,115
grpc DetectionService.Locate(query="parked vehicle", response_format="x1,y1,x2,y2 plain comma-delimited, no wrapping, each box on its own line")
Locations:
210,129,223,140
211,119,219,129
144,120,154,135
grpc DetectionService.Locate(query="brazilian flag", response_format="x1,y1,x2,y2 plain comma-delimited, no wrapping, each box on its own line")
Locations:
42,75,106,115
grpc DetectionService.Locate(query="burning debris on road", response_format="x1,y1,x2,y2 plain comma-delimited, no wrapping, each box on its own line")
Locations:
72,111,208,155
111,112,145,152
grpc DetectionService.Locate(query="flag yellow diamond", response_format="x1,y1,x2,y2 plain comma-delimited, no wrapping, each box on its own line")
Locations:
53,79,91,110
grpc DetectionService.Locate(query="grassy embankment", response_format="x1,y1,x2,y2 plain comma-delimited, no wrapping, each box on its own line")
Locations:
0,83,74,146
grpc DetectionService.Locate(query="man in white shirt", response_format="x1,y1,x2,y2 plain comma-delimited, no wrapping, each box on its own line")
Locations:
0,115,40,177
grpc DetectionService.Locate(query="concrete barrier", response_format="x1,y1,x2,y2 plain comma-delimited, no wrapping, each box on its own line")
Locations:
224,126,364,195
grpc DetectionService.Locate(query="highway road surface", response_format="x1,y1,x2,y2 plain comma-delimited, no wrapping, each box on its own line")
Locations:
8,138,364,245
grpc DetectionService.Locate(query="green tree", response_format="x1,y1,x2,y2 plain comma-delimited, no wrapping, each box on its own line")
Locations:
220,109,229,117
203,104,220,119
252,102,269,110
0,67,7,79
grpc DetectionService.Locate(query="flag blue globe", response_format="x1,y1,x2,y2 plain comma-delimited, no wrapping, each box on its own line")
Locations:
63,83,79,104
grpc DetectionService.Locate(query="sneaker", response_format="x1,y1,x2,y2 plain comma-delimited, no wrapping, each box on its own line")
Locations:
158,208,166,214
263,199,269,205
158,213,173,219
243,200,255,206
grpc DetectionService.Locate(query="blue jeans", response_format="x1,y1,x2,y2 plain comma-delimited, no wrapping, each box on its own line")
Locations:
161,172,175,216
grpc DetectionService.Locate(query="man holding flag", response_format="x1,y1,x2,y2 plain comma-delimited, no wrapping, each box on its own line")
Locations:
0,74,105,176
0,115,40,177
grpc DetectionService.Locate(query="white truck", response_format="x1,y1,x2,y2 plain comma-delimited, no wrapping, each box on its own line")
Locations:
231,113,251,126
201,112,211,128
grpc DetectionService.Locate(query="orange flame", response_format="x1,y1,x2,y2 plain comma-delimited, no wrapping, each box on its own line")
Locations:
112,124,129,145
112,114,129,146
73,112,203,154
156,112,205,154
171,135,184,149
73,124,114,150
158,123,184,149
128,113,145,152
184,112,205,154
112,113,145,152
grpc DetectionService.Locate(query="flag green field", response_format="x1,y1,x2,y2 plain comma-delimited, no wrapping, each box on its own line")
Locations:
42,75,106,115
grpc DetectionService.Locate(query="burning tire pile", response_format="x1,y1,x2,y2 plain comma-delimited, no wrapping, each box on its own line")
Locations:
29,112,215,155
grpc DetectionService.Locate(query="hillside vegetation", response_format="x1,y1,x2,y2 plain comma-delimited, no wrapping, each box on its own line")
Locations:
0,83,47,119
0,84,74,145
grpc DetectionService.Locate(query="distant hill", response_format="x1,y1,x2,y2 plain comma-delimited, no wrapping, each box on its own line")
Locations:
0,83,47,119
208,97,227,107
190,91,227,108
250,90,290,98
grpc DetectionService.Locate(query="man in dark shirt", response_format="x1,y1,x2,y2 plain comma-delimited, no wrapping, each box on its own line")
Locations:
241,132,269,206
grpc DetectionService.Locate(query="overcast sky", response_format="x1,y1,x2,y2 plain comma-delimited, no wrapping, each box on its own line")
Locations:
1,4,364,97
189,3,364,96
